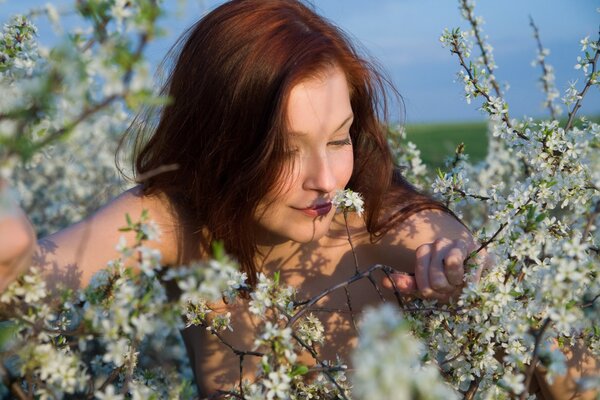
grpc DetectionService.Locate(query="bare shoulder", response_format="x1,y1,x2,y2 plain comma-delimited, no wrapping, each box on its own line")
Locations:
383,209,473,250
363,208,475,273
37,186,180,288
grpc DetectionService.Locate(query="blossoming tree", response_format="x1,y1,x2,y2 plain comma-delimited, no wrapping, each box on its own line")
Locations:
0,0,598,399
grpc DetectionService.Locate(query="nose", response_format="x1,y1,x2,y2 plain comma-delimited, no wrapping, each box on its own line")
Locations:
303,153,337,194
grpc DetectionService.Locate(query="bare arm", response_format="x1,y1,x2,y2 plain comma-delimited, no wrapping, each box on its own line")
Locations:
376,208,483,299
534,340,599,400
36,186,180,290
0,208,36,292
2,185,179,292
376,208,598,399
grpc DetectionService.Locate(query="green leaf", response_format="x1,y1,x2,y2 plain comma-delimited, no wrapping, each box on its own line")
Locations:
212,240,225,260
535,213,547,223
436,168,444,179
291,364,309,377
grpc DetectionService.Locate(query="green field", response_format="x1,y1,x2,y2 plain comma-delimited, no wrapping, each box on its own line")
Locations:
405,116,600,170
405,121,488,170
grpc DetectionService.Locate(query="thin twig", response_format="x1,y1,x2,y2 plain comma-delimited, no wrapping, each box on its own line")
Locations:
464,375,483,400
583,200,600,240
287,264,395,327
581,293,600,308
564,30,600,132
292,332,350,400
344,286,359,334
0,362,29,400
343,212,359,275
450,37,527,141
519,318,552,400
529,16,558,120
459,0,502,97
89,366,124,399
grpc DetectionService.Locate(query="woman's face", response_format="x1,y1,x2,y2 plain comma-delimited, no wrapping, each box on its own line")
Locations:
254,65,355,245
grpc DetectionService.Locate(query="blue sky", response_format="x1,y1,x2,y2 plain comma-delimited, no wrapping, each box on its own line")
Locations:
2,0,599,123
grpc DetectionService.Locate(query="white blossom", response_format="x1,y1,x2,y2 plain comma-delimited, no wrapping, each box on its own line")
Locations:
332,189,364,216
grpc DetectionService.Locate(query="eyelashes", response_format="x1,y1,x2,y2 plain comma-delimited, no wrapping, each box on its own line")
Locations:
329,137,352,146
284,137,352,157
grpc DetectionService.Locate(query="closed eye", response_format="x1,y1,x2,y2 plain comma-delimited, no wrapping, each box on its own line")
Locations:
329,137,352,146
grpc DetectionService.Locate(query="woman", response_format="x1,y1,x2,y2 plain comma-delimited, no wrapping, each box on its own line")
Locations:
0,0,596,398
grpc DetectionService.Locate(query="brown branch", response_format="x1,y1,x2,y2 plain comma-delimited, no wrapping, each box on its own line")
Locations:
454,187,491,201
582,293,600,308
6,24,154,161
343,212,359,275
287,264,396,327
88,366,124,399
529,16,558,120
519,318,552,400
344,286,359,334
29,94,119,153
464,375,483,400
305,307,353,314
291,332,350,400
459,0,502,97
206,326,264,359
564,30,600,132
343,212,385,303
0,362,29,400
583,200,600,240
401,305,463,314
380,267,408,308
306,365,349,374
449,36,527,141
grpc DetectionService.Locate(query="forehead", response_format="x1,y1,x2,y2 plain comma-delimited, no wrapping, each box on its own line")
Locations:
286,65,353,136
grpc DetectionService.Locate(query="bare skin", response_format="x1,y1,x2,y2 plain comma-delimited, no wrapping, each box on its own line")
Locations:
0,209,36,293
1,65,597,398
24,190,599,399
0,181,36,293
30,186,478,395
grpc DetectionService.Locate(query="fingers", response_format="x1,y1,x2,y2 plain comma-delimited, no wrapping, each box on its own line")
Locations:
382,272,417,294
428,239,453,293
444,242,467,286
383,237,486,303
414,243,436,298
415,238,473,301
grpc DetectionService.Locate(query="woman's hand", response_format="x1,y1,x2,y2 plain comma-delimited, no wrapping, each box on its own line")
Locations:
0,182,36,292
383,238,484,302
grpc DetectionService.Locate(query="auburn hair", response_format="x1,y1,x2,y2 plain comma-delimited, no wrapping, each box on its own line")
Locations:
126,0,448,286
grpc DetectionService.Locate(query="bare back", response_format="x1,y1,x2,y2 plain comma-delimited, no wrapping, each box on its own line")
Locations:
180,209,470,395
35,188,473,396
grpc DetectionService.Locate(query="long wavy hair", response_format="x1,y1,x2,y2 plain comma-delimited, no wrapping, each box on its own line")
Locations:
124,0,447,286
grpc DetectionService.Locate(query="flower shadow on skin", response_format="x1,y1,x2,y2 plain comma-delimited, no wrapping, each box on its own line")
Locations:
33,238,83,295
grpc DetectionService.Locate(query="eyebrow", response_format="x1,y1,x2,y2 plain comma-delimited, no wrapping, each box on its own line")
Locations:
289,113,354,136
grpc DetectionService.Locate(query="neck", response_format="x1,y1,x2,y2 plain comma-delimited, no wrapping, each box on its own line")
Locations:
254,239,304,273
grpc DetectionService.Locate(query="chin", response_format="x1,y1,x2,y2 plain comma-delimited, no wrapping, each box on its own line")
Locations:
289,219,333,243
254,209,336,246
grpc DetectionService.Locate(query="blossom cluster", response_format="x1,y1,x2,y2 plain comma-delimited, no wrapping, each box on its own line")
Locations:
333,189,365,217
1,212,197,398
405,1,600,398
1,0,166,235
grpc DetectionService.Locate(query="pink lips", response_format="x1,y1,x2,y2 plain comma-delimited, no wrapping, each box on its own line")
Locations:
297,202,332,217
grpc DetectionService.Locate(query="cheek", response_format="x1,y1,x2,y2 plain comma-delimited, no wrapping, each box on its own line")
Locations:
263,158,302,202
335,148,354,184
